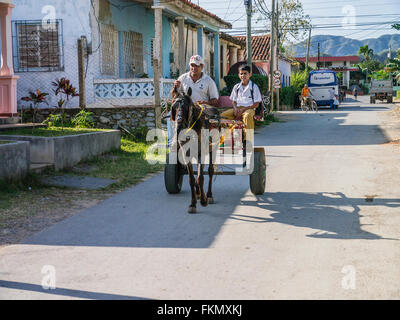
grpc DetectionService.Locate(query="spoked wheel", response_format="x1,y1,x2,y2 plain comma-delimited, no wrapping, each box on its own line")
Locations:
250,148,266,195
311,100,318,112
164,154,183,194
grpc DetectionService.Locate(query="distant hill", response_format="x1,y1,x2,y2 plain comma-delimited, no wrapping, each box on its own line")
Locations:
290,34,400,58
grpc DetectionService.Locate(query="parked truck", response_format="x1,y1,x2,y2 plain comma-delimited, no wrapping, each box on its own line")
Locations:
370,79,393,103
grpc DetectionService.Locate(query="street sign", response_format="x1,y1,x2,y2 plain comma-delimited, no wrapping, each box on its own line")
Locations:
273,70,282,78
273,77,281,89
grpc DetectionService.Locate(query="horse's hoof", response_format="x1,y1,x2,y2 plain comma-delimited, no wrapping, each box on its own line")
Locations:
188,206,197,214
196,193,201,201
208,197,215,204
200,198,208,207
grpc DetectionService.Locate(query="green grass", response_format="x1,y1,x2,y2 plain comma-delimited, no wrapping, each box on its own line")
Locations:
0,141,11,145
56,136,164,190
255,113,282,127
0,126,109,137
0,136,163,216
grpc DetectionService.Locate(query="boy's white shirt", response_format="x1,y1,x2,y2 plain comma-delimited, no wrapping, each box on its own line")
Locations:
230,80,262,107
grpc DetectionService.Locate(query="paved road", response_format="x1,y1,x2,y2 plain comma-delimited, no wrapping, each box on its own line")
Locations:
1,96,400,299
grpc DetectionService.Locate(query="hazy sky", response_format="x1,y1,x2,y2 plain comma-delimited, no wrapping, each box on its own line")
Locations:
196,0,400,42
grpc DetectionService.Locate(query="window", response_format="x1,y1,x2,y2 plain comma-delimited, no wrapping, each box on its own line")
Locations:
150,38,155,67
12,19,64,72
121,31,144,77
220,45,224,78
100,23,119,76
210,50,215,80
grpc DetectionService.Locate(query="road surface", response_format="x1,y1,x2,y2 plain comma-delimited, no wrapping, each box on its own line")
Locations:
1,96,400,299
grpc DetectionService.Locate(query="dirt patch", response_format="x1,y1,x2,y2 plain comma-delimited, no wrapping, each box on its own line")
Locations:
0,188,112,247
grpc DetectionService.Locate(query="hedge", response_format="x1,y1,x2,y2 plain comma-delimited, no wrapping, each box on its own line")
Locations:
222,74,269,96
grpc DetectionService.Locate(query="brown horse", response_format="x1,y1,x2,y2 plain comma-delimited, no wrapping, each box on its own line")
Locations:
170,87,219,213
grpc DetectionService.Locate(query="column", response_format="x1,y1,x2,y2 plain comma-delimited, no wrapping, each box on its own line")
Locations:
228,46,238,68
152,6,163,129
346,70,350,89
213,33,219,90
237,48,245,62
0,2,19,117
197,25,203,58
176,16,186,74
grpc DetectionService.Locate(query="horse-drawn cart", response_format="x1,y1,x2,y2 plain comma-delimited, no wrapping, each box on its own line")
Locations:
164,118,266,196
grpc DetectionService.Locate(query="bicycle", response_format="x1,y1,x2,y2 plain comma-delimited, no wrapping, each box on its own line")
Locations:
300,96,318,112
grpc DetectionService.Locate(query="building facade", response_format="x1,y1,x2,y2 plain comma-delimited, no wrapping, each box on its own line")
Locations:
11,0,231,109
294,56,360,89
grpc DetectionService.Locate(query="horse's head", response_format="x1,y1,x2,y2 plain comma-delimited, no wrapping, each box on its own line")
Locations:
171,87,196,132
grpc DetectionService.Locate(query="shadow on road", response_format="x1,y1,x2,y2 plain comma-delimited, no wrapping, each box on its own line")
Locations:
268,112,390,146
239,192,400,240
0,280,149,300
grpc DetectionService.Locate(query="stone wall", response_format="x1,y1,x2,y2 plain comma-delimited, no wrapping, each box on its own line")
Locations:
20,106,156,131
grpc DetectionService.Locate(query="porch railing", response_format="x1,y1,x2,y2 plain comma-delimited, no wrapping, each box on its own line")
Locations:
93,78,175,107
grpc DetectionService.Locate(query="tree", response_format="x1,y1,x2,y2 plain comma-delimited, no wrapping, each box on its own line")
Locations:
392,24,400,30
358,45,374,62
255,0,311,47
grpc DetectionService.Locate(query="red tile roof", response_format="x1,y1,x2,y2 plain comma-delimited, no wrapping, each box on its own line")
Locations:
295,56,360,63
234,34,271,61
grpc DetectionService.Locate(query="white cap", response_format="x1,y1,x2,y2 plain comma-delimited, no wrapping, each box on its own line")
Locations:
189,55,204,66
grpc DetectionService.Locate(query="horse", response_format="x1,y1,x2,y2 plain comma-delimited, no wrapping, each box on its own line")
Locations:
170,86,219,214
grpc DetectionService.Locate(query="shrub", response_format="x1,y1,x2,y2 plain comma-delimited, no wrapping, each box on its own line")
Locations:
223,74,269,96
71,109,95,128
280,86,297,107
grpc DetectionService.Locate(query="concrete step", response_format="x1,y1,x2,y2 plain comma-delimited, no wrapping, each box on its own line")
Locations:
0,117,20,125
30,163,54,174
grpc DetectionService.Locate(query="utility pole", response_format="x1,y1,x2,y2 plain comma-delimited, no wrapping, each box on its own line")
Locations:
77,36,86,109
317,42,320,70
275,2,279,111
245,0,252,73
269,0,276,112
305,27,311,71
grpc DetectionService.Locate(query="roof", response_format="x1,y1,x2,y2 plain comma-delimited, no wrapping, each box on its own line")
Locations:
220,32,245,47
177,0,232,29
295,56,360,63
234,34,271,61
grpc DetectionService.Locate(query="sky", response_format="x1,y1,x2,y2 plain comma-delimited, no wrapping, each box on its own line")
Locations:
195,0,400,42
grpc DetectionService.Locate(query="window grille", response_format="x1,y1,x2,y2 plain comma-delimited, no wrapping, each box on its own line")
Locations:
150,38,155,67
100,23,119,76
12,19,64,72
122,31,144,78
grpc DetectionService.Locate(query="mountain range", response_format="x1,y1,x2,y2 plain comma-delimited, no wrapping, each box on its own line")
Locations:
290,34,400,60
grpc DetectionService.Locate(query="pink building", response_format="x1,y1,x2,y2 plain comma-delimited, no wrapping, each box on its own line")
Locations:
0,0,18,121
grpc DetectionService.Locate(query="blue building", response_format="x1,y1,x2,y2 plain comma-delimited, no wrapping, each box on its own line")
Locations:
11,0,231,108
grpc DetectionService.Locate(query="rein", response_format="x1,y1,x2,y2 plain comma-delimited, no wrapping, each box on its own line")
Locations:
185,103,204,134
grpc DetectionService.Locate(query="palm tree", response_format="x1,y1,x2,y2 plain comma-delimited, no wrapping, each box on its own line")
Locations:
358,45,374,62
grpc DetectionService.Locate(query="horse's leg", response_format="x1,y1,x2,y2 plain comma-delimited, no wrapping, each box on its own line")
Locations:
187,162,197,214
197,163,208,207
207,148,215,204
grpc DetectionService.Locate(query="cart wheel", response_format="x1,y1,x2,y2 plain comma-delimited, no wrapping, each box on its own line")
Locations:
388,96,393,103
250,150,266,195
164,155,183,194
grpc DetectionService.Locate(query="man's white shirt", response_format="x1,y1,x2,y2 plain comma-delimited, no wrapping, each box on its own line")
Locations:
230,81,262,107
177,72,219,103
